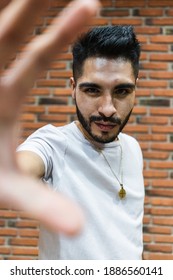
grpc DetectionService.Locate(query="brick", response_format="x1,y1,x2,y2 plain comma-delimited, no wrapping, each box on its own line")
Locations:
21,122,47,130
137,134,167,142
23,96,36,104
100,0,113,7
152,126,173,134
144,244,172,253
18,229,39,238
150,53,173,61
154,235,173,243
124,125,148,133
143,235,152,243
139,142,149,150
11,247,38,256
148,0,173,6
150,35,173,43
90,18,109,26
19,114,35,122
153,217,173,226
50,0,71,8
140,62,167,70
37,79,66,87
101,9,129,17
141,44,168,52
49,62,66,69
31,89,50,95
50,70,72,78
151,208,173,216
143,152,169,160
0,220,5,227
140,99,169,107
138,116,168,125
150,71,173,79
53,88,71,96
0,229,17,236
132,107,147,114
39,97,68,105
152,180,173,188
153,89,173,97
135,26,161,34
14,220,39,228
9,238,38,247
22,105,45,113
38,114,68,122
0,238,5,245
166,9,173,16
143,170,168,178
143,216,151,224
152,197,173,206
55,53,72,60
48,105,76,114
133,8,163,17
143,226,171,235
136,89,151,96
147,253,173,260
138,80,168,88
115,0,146,7
146,18,173,25
0,247,11,254
150,161,173,169
136,35,148,44
151,143,173,151
150,108,173,116
0,210,18,219
147,189,173,197
112,18,142,25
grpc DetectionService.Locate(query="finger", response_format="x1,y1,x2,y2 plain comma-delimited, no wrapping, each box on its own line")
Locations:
0,170,84,235
4,0,100,97
0,0,49,67
0,0,11,10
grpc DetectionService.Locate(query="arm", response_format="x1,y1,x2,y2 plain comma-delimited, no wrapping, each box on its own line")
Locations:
17,151,45,179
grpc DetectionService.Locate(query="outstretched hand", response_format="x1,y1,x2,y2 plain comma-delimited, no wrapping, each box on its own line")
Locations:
0,0,100,235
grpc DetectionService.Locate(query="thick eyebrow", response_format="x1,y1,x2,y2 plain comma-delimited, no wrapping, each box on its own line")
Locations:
78,82,101,90
114,83,136,91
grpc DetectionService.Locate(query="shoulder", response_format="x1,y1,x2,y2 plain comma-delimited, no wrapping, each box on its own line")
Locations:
119,132,140,147
119,132,143,157
26,123,73,144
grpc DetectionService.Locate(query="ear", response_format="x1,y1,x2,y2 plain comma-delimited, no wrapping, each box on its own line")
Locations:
70,77,76,99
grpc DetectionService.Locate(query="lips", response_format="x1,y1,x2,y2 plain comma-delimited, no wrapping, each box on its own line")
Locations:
95,122,116,131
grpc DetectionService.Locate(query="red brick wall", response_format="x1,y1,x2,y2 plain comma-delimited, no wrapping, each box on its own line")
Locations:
0,0,173,260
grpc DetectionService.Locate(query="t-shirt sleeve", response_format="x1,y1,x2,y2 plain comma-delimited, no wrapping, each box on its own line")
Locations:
17,124,66,181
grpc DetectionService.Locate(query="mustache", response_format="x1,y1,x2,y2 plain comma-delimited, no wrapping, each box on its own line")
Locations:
89,115,122,125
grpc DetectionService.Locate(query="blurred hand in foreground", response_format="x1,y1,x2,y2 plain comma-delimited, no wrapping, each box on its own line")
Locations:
0,0,100,235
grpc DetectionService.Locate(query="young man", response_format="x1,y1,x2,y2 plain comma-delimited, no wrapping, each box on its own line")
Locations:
17,25,145,260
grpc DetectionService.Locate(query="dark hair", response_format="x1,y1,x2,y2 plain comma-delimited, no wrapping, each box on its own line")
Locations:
72,25,140,81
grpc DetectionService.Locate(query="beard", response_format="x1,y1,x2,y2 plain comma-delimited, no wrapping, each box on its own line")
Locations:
75,100,133,144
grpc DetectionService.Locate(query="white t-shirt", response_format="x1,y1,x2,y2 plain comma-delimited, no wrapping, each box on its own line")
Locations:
18,121,144,260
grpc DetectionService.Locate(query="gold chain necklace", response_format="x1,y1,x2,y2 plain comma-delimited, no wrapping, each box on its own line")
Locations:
76,122,126,199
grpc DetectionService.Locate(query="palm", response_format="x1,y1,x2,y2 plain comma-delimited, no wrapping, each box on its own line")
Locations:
0,0,100,235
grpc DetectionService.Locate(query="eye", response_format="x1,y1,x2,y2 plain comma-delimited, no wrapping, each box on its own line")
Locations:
84,87,100,95
114,88,133,97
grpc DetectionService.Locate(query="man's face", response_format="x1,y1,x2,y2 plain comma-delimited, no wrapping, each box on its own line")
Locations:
71,57,136,144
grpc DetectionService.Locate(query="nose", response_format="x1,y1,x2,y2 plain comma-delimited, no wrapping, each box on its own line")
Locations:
98,94,116,118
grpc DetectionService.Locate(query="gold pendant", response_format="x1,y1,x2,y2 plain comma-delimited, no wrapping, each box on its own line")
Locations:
118,184,126,199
